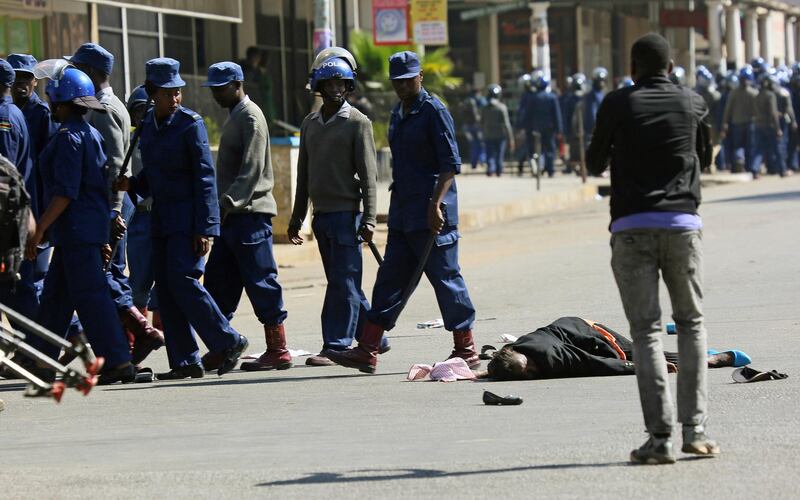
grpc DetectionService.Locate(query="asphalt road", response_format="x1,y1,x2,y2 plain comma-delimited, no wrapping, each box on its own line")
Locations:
1,176,798,499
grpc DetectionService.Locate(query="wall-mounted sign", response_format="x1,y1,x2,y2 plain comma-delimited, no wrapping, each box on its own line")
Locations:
411,0,448,46
374,0,410,46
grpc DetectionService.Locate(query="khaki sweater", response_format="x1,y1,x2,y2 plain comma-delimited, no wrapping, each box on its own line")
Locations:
290,103,377,228
216,97,277,216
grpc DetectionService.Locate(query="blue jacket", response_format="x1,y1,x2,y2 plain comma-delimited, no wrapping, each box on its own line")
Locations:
0,95,32,186
388,88,460,233
21,92,56,217
560,91,581,138
134,106,220,238
38,118,110,246
519,89,563,134
583,89,605,135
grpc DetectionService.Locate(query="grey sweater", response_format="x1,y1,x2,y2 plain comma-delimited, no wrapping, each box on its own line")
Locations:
87,87,130,213
216,96,277,216
290,102,377,228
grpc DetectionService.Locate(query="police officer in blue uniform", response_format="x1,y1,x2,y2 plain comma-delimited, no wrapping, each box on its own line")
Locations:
583,67,608,150
24,66,134,384
518,70,563,177
327,51,479,374
559,72,585,174
0,59,36,328
114,58,248,379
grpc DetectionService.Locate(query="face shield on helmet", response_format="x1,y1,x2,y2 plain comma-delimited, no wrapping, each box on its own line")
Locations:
518,73,532,91
592,67,608,81
696,66,713,88
308,47,357,91
310,56,356,95
571,73,586,91
617,77,634,89
486,84,502,100
37,61,104,111
531,70,549,90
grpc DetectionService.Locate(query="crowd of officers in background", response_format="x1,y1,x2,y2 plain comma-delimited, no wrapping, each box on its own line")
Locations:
456,57,800,179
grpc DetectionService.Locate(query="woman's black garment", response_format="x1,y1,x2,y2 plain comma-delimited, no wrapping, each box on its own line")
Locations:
595,322,679,365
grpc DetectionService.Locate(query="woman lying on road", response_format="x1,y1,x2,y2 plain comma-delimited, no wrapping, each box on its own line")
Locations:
476,317,749,381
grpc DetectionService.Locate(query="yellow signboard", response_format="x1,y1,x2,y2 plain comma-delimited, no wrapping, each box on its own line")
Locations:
410,0,448,46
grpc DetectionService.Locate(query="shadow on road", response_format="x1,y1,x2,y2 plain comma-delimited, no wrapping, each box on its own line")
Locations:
102,370,408,391
707,190,800,204
255,462,630,487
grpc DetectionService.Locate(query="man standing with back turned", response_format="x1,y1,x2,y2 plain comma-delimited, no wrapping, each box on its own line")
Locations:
587,33,720,465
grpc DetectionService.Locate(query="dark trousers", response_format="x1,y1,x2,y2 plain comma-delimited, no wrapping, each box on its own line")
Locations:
205,213,286,326
310,211,369,351
106,194,135,312
485,138,506,176
153,234,240,369
367,229,475,332
726,123,754,172
35,245,131,367
127,208,158,310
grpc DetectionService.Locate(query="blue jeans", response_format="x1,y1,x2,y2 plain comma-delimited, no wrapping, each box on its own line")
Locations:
485,138,506,176
127,208,158,310
205,213,286,326
368,229,475,332
611,229,708,434
311,212,369,351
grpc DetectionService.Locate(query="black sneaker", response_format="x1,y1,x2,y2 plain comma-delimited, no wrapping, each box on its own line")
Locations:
216,335,249,376
156,363,205,381
97,363,136,385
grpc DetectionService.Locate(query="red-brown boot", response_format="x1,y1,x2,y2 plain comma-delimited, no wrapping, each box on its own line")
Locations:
447,329,480,368
240,324,292,371
120,306,165,365
326,320,383,374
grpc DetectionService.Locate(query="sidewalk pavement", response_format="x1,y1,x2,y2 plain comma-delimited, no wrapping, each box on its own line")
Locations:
273,170,753,267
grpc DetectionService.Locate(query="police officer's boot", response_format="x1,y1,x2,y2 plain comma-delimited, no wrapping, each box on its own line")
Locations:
240,324,292,371
326,320,383,374
120,306,165,365
447,329,480,368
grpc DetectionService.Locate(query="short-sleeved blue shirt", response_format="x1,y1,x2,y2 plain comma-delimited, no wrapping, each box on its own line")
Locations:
135,106,220,237
39,118,110,246
387,88,460,233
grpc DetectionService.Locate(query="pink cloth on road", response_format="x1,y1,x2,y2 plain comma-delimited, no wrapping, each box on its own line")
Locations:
407,357,477,382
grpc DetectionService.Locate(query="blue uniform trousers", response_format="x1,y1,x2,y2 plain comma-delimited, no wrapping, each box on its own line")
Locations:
152,233,241,368
367,229,475,332
126,208,158,310
106,194,135,312
309,212,369,351
778,120,790,174
464,124,485,169
205,213,286,326
485,138,506,176
726,123,754,172
528,129,557,176
754,126,781,175
0,248,50,329
35,245,131,367
787,126,799,171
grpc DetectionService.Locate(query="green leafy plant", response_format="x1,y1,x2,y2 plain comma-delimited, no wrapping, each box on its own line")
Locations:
203,115,221,147
349,30,461,101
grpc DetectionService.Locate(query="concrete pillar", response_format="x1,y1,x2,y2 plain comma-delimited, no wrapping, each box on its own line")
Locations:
758,11,771,63
575,6,584,74
795,21,800,64
488,13,500,84
744,8,758,63
786,17,796,65
237,0,257,57
725,3,743,69
706,0,725,73
529,1,551,79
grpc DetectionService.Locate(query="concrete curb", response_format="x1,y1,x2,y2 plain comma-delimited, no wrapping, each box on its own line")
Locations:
274,182,600,267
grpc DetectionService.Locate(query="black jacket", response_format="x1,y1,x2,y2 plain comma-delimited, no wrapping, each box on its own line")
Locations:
508,317,635,379
586,75,712,222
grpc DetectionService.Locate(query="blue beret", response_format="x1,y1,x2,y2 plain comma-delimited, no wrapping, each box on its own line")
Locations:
7,54,38,75
69,43,115,75
202,61,244,87
145,57,186,88
0,59,14,87
389,51,421,80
